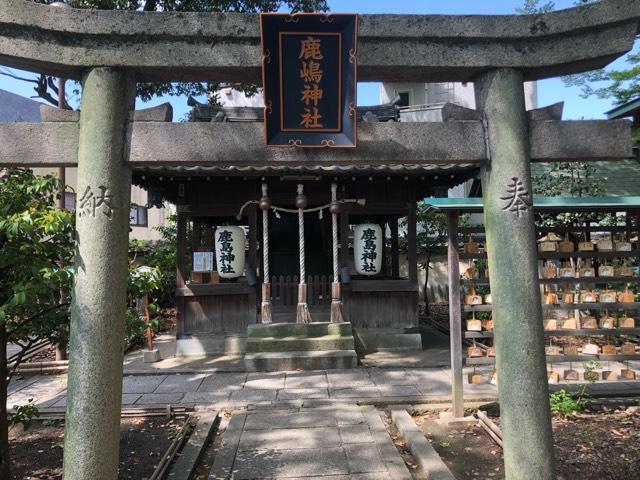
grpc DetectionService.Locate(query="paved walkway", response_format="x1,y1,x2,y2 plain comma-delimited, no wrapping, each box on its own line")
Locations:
8,367,500,412
10,363,640,413
209,405,413,480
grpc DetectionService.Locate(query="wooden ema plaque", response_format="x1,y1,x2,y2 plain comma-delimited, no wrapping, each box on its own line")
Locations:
260,13,357,147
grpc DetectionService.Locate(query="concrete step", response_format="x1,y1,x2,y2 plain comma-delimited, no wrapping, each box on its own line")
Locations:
353,329,423,353
247,321,353,338
245,334,355,353
244,350,358,372
176,334,247,356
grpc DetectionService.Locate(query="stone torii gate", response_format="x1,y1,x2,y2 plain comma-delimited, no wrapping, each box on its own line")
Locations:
0,1,639,478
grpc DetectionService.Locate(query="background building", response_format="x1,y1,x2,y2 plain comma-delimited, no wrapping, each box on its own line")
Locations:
1,88,173,241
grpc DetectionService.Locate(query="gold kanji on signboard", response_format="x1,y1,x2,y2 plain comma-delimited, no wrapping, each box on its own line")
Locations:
298,36,323,60
301,83,323,107
300,60,323,83
300,107,323,128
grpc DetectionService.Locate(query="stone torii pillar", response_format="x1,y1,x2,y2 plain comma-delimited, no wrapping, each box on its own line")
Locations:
62,68,135,480
475,68,555,480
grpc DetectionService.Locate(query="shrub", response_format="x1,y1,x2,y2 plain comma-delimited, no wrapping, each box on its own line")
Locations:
549,389,583,416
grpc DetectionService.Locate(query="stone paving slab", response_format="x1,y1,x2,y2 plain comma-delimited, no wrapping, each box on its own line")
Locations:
136,392,185,405
182,391,232,404
49,393,141,408
7,375,40,395
377,384,421,397
284,371,328,389
244,372,286,389
197,372,247,392
122,374,167,394
327,369,375,388
210,406,410,480
344,443,387,474
330,387,380,399
155,373,207,393
244,410,339,430
277,388,329,400
368,369,416,385
6,376,67,409
238,426,342,451
339,424,375,444
230,387,278,403
233,447,349,479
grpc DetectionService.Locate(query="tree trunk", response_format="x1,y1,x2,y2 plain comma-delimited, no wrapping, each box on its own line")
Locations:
0,323,11,479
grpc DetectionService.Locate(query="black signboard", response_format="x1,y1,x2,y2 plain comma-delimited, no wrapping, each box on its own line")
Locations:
260,13,357,147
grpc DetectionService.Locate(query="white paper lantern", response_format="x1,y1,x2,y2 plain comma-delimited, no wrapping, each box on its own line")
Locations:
214,226,246,278
354,223,382,276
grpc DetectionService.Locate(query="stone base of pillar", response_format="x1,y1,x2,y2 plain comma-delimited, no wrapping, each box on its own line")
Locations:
436,411,476,426
143,349,161,363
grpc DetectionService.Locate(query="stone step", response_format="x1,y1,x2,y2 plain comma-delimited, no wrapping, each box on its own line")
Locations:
247,321,353,339
176,334,247,356
245,334,355,353
353,329,423,353
244,350,358,372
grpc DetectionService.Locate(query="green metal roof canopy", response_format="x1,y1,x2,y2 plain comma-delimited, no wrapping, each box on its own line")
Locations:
426,196,640,213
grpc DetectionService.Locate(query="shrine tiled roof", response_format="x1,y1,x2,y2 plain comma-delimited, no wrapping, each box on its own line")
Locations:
133,163,479,177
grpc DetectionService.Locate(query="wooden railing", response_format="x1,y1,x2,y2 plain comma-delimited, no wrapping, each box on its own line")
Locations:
270,275,331,306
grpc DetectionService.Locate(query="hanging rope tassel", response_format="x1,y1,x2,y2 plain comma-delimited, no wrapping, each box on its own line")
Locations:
259,183,272,324
329,183,343,324
296,184,312,324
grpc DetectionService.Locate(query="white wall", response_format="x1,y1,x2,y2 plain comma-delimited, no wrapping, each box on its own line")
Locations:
32,167,173,241
214,87,264,107
381,81,537,110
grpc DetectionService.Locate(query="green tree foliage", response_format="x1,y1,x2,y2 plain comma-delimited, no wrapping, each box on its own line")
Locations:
126,216,177,348
22,0,328,106
125,264,163,348
532,162,612,226
0,170,168,475
516,0,555,14
532,162,604,198
0,169,75,479
0,169,75,355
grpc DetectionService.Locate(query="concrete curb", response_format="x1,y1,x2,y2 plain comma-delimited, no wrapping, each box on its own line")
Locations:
361,406,413,480
167,410,220,480
209,412,247,480
389,406,456,480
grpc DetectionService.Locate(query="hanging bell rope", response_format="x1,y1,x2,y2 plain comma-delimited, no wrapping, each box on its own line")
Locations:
259,183,272,324
296,184,312,324
330,183,343,324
